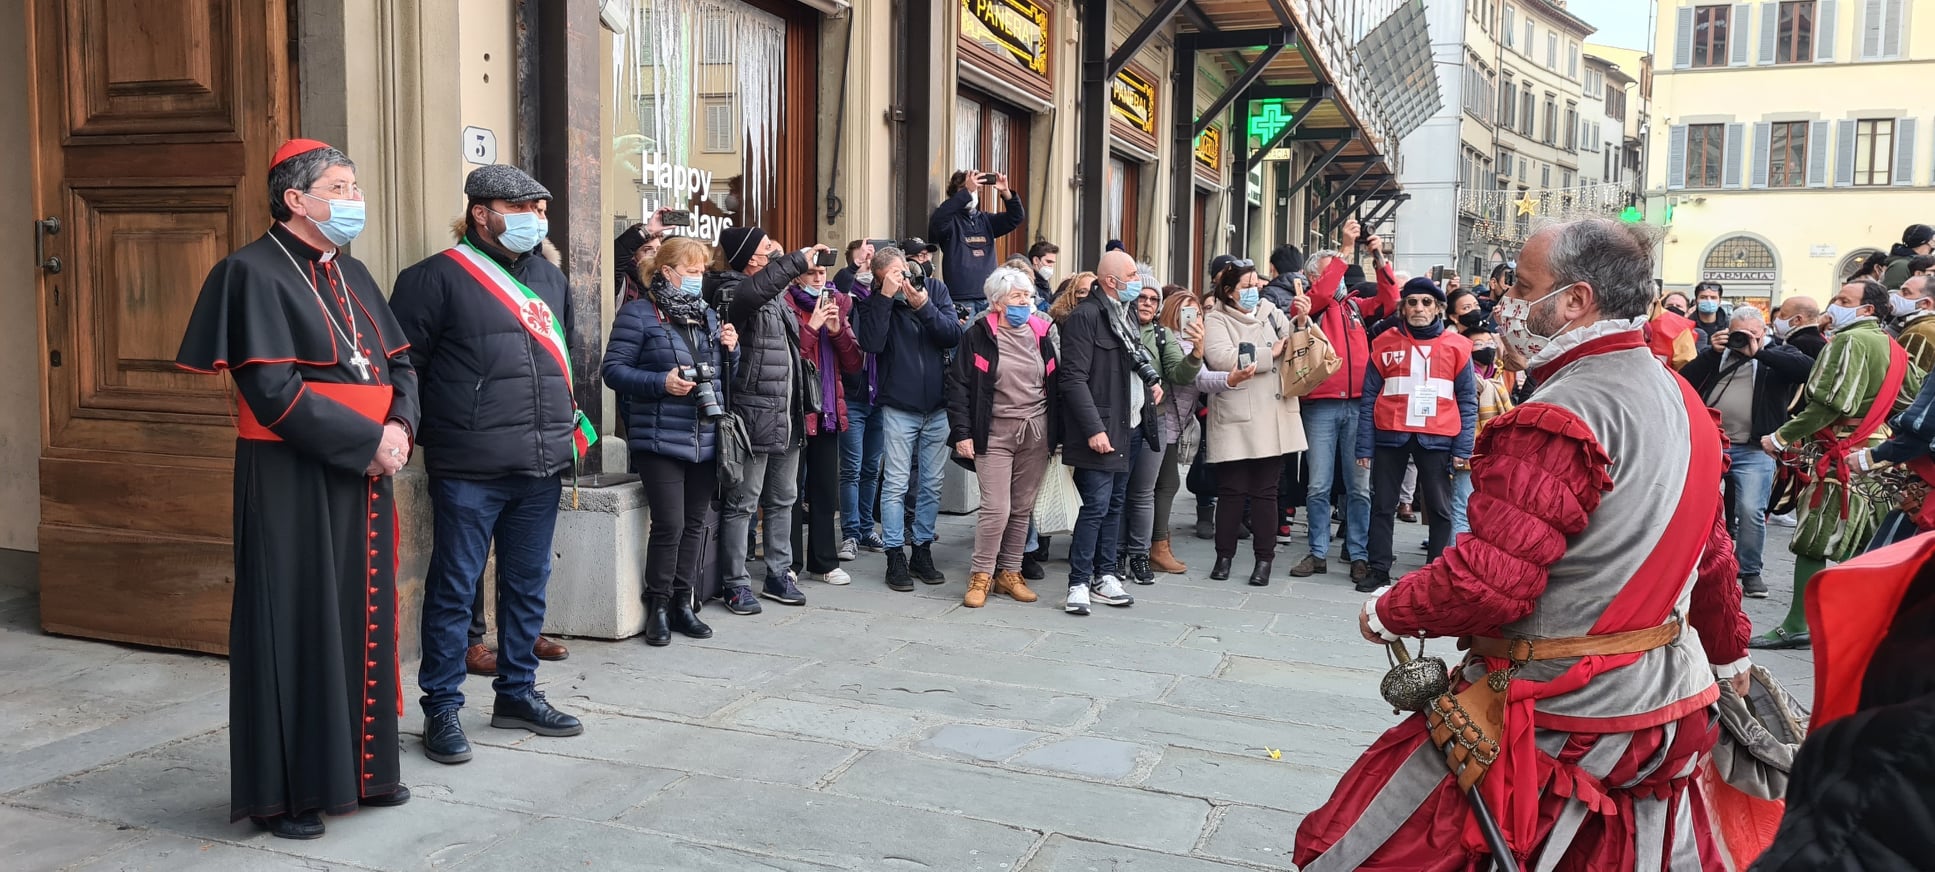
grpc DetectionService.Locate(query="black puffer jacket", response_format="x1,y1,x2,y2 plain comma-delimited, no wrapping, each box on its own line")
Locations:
390,227,576,480
705,252,810,454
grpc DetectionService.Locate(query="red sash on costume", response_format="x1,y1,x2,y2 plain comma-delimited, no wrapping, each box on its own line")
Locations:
1805,341,1907,519
1473,361,1723,857
237,383,394,441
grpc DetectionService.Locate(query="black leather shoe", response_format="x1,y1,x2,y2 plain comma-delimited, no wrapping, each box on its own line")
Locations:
423,709,473,764
1210,556,1233,580
252,810,325,840
360,785,411,807
669,595,714,639
643,596,671,647
1247,558,1273,587
491,690,583,737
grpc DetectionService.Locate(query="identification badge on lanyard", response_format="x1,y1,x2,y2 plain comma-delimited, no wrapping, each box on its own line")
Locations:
1410,385,1440,419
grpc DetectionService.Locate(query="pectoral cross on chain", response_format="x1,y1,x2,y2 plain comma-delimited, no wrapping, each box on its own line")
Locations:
348,349,372,381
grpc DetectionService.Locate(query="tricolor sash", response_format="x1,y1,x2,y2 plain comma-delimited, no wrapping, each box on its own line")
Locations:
441,243,598,459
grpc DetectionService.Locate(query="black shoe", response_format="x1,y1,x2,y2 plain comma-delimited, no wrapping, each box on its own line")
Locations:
359,785,411,808
252,811,325,840
1350,560,1370,584
885,547,914,591
1210,556,1233,580
910,543,946,584
1021,550,1046,580
724,585,763,615
491,690,583,737
423,709,473,765
669,594,714,638
1126,553,1155,585
1195,516,1215,540
1247,558,1273,587
643,596,671,647
1355,570,1389,594
1741,575,1768,598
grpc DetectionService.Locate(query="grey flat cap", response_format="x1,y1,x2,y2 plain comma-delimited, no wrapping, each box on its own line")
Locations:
465,164,551,203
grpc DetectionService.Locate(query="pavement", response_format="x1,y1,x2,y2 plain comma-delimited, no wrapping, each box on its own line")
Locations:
0,511,1813,871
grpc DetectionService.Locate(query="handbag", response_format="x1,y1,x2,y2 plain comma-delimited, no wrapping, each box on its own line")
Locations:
1711,664,1808,800
1278,315,1343,398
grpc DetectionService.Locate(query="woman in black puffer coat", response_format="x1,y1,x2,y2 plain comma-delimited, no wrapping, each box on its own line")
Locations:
602,236,738,646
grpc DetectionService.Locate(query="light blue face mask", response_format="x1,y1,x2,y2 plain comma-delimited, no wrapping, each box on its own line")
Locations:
679,275,704,297
303,193,365,246
1237,287,1261,311
1004,304,1032,327
1696,298,1719,314
494,209,549,254
1117,279,1144,304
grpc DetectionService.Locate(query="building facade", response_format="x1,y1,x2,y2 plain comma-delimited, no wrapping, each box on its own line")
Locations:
3,0,1415,653
1647,0,1933,308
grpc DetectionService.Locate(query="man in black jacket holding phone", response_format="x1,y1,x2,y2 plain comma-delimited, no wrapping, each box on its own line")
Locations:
930,170,1026,316
1680,306,1813,599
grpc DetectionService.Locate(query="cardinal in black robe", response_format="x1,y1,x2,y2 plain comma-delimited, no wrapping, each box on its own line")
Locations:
175,139,419,839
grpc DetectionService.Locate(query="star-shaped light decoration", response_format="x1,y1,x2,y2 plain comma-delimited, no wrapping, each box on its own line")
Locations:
1513,193,1538,217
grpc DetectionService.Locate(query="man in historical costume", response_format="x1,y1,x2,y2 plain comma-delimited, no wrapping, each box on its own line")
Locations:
1889,274,1935,370
390,164,595,767
1295,218,1754,871
1752,279,1921,650
176,139,419,839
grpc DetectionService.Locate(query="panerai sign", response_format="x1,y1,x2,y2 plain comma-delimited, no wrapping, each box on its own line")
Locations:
1111,67,1157,135
962,0,1049,76
637,153,735,243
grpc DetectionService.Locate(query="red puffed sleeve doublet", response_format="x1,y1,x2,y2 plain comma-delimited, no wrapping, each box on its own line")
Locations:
1376,403,1613,638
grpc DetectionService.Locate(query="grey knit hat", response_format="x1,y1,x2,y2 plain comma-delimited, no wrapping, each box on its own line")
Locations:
464,164,551,203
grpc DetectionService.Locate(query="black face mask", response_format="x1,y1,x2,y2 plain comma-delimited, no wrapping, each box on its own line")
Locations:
1457,310,1485,329
1666,305,1688,316
1471,347,1498,367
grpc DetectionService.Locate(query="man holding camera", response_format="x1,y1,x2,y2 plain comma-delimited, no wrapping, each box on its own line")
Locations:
931,170,1026,316
856,246,963,590
1681,307,1812,599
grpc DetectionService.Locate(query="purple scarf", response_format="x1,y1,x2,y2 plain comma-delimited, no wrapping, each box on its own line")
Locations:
850,282,879,404
790,285,842,431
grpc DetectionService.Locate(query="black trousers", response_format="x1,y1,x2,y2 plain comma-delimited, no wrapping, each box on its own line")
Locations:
1215,455,1283,561
1279,452,1308,518
1368,438,1453,574
635,451,719,598
791,430,844,574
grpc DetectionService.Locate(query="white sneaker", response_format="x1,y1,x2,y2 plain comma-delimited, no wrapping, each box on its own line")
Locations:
810,568,852,586
1063,584,1091,616
1767,512,1797,528
837,538,859,561
1089,575,1135,607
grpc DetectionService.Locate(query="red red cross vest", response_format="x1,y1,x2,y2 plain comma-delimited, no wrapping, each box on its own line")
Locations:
1369,328,1472,437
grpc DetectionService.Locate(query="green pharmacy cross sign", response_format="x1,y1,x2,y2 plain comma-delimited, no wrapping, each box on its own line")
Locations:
1248,100,1297,142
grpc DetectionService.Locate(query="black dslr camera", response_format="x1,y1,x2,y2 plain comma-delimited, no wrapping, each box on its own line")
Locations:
681,362,725,421
1128,344,1162,387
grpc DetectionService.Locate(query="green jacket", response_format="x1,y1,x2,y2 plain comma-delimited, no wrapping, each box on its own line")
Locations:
1140,321,1202,387
1778,318,1923,445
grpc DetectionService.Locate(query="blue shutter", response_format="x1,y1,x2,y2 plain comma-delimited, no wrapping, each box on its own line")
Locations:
1668,124,1689,189
1893,117,1916,186
1723,122,1746,188
1815,0,1838,61
1806,120,1830,187
1674,7,1696,68
1835,119,1857,187
1751,121,1773,188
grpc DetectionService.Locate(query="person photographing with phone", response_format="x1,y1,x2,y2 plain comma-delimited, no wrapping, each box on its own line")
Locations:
783,255,864,587
931,169,1027,316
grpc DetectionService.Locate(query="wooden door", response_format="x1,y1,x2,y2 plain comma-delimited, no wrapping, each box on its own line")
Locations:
31,0,295,653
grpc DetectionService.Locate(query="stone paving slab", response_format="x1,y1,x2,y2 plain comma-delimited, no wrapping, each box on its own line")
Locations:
785,662,1098,726
454,816,846,872
874,642,1180,701
538,711,857,787
723,696,925,747
1141,746,1342,815
1022,834,1267,872
1198,804,1306,870
0,804,148,870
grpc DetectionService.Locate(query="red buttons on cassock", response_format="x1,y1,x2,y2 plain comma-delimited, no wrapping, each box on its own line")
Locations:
369,549,378,557
370,530,378,539
364,773,373,779
366,698,375,706
366,660,376,668
369,605,378,613
370,568,378,576
368,623,378,631
367,641,377,649
365,734,374,741
370,512,379,519
367,679,377,687
369,587,378,594
365,753,374,760
365,716,374,723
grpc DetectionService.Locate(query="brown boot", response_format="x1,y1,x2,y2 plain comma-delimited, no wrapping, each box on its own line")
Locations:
993,570,1039,603
1149,539,1187,574
964,572,993,608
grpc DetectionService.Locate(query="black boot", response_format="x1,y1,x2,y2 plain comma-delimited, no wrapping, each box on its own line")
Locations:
1247,557,1273,587
1210,556,1233,580
1195,505,1215,539
668,593,714,639
643,595,671,647
885,547,914,591
910,543,946,584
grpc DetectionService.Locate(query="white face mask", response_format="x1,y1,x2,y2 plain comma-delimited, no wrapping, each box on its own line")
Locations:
1771,318,1794,340
1495,283,1580,361
1037,265,1055,283
966,191,980,211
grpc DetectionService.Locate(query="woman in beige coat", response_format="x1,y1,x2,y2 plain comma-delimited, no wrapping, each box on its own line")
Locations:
1202,263,1309,585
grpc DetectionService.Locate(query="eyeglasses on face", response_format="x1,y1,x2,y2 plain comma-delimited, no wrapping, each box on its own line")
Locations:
1403,298,1438,308
308,182,363,199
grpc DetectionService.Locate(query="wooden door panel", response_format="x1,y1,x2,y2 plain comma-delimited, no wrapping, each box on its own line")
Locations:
65,0,238,137
34,0,291,654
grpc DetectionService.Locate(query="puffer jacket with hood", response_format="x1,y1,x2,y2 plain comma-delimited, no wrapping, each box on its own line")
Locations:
704,251,811,453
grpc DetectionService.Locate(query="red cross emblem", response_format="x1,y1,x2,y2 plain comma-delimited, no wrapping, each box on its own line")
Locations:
521,300,553,333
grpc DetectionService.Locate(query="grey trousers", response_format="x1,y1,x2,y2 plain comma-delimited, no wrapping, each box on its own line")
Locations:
1120,435,1166,557
721,447,801,587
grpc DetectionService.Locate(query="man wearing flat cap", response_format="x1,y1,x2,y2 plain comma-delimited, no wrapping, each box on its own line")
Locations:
390,164,597,768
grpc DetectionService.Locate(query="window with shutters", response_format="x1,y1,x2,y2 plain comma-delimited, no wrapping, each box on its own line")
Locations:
1853,118,1893,185
1498,149,1514,180
1500,77,1516,127
1859,0,1904,60
1693,5,1731,67
701,9,731,64
1567,43,1580,78
1546,32,1558,69
1542,164,1552,188
1503,5,1517,46
1689,124,1726,187
1565,103,1578,151
1521,91,1535,136
1543,95,1558,144
702,98,735,152
1776,1,1816,63
1769,121,1808,187
1525,20,1535,54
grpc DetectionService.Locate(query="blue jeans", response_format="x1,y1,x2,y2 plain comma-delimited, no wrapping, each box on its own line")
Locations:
1069,445,1138,587
1301,398,1371,561
419,473,563,715
1726,444,1775,577
1451,468,1473,537
840,399,885,541
879,406,949,549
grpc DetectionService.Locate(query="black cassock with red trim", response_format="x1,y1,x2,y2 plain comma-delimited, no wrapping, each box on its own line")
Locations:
176,219,419,822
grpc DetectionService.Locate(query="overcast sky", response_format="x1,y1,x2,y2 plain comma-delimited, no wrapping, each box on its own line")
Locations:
1563,0,1656,51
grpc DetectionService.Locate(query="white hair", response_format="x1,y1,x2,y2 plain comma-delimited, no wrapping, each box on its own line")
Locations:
1729,306,1764,327
1306,249,1341,277
983,266,1035,303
